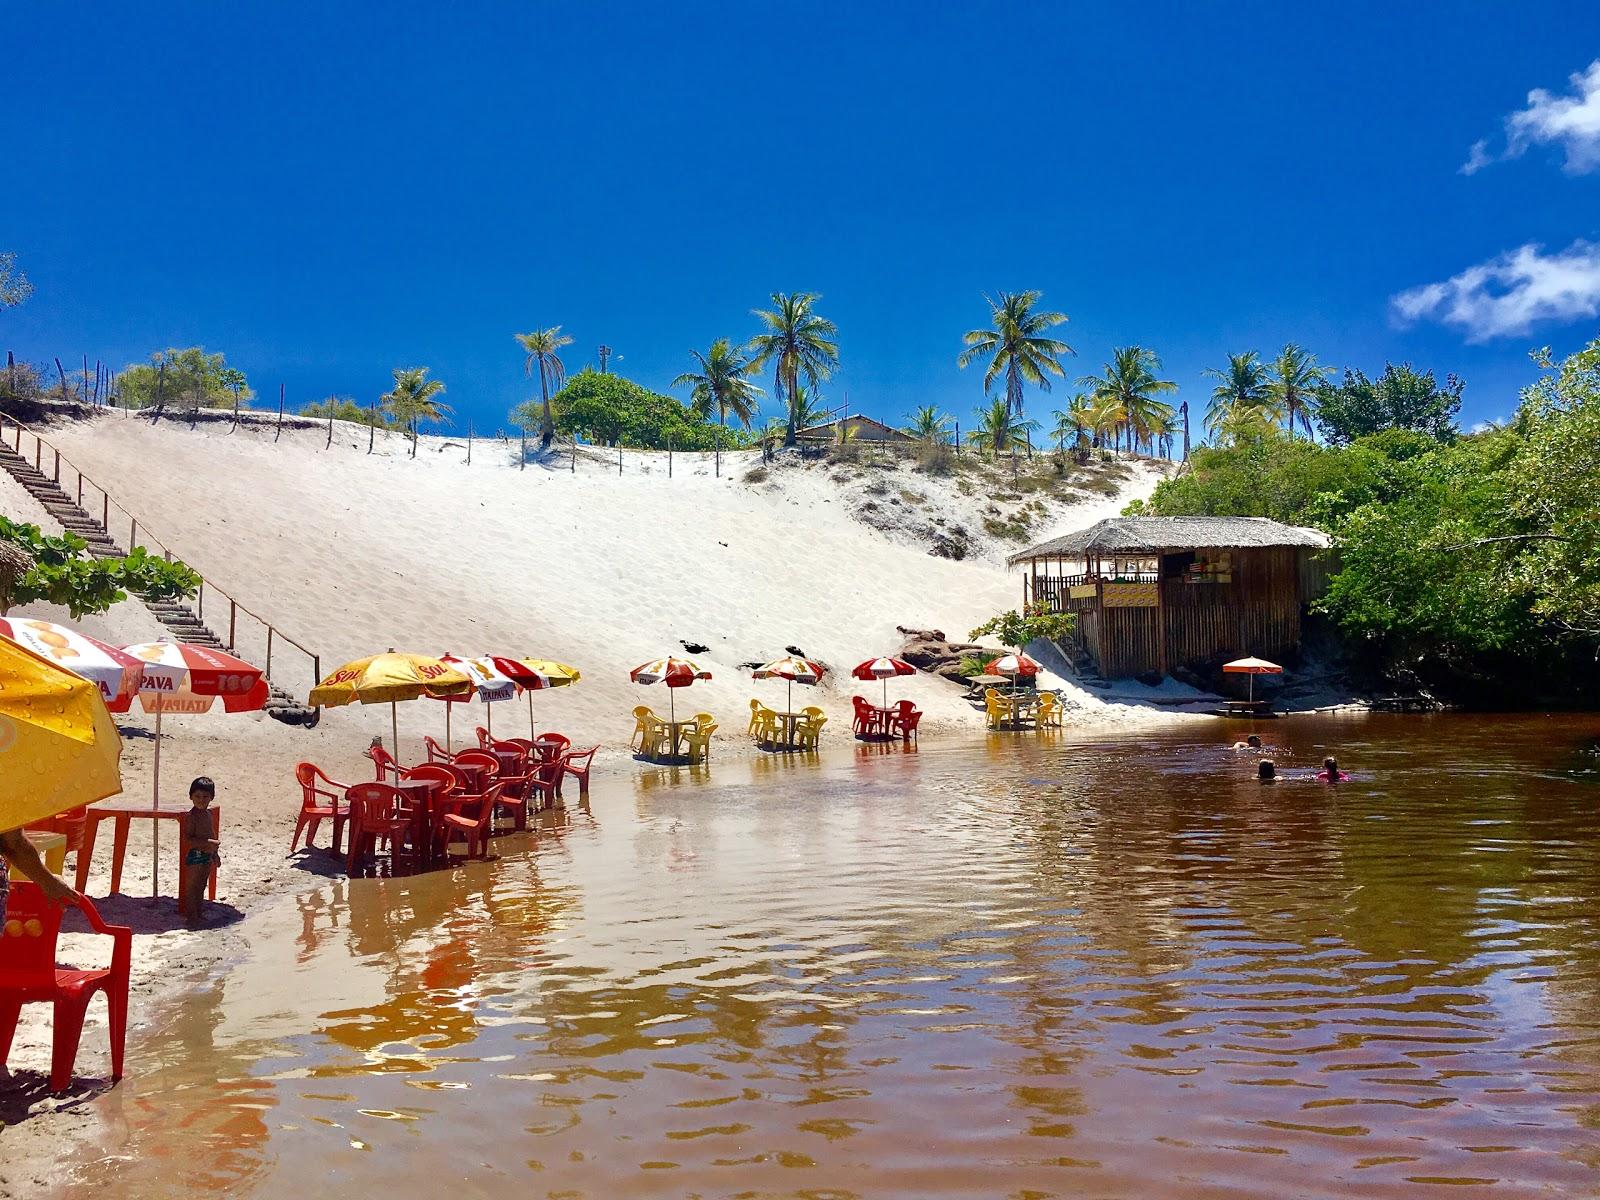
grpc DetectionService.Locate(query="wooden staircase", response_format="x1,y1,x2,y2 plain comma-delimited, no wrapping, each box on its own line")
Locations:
0,440,318,726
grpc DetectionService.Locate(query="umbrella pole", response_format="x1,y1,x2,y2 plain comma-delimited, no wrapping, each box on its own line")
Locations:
883,677,889,710
528,691,536,740
446,702,452,752
487,702,493,740
151,707,162,897
391,700,399,763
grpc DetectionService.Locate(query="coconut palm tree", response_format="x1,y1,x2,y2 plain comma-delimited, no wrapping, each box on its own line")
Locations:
381,367,450,458
1050,393,1096,453
1208,401,1280,447
904,404,950,443
957,291,1074,421
1081,346,1176,457
1265,343,1331,438
1203,351,1282,442
789,383,828,430
746,292,839,447
969,397,1039,459
674,338,764,476
515,326,574,448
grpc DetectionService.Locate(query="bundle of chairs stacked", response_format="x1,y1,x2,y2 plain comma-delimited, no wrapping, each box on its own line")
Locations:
291,728,599,874
748,701,827,751
630,707,717,764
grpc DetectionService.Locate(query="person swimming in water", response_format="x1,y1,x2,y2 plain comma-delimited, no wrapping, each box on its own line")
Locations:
1316,756,1351,782
1257,759,1276,782
1233,734,1263,752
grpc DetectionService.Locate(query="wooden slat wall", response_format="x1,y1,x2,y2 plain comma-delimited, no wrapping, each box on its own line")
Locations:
1072,546,1307,678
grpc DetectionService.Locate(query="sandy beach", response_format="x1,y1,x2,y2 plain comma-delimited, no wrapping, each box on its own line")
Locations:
0,409,1183,1189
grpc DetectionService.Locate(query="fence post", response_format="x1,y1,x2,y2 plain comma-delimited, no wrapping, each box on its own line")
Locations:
53,448,60,483
276,385,284,443
229,600,237,650
618,449,622,476
955,420,961,455
668,435,673,479
76,474,82,506
467,421,473,465
197,580,203,622
266,627,274,678
33,437,40,469
129,518,137,549
570,440,575,473
101,491,108,530
312,655,320,691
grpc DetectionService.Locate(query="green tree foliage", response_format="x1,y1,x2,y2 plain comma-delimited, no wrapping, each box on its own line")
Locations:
1138,339,1600,703
302,397,398,428
958,290,1073,421
1265,343,1331,438
969,602,1076,652
513,369,745,451
116,347,251,413
1315,362,1463,445
969,397,1038,458
0,517,199,618
673,339,764,434
747,292,840,446
0,251,32,308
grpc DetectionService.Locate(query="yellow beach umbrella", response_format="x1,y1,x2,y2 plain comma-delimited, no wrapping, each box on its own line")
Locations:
513,657,581,739
0,633,123,831
309,649,473,760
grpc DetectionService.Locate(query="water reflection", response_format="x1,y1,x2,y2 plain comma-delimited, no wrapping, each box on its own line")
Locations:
53,715,1600,1198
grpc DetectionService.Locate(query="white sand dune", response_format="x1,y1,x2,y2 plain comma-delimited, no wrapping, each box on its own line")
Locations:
43,411,1168,752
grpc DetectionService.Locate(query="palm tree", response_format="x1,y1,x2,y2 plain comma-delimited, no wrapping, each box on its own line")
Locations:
515,326,574,448
789,383,828,430
1203,352,1273,441
746,292,840,447
904,404,950,443
381,367,450,458
1081,346,1176,457
1050,393,1095,453
673,338,764,478
1208,400,1279,447
957,291,1074,421
969,397,1039,459
1265,343,1331,438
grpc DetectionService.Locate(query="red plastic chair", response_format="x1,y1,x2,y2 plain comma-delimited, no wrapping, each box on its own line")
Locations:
0,883,131,1093
537,733,572,758
851,696,884,737
560,746,598,796
292,763,352,855
344,783,417,874
891,700,922,741
441,783,502,860
403,762,460,797
366,742,404,782
422,735,455,763
474,726,493,750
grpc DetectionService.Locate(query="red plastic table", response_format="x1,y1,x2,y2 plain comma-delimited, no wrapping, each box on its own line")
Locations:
75,798,221,899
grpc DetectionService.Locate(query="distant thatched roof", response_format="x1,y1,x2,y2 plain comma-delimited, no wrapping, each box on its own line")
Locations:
1009,517,1329,564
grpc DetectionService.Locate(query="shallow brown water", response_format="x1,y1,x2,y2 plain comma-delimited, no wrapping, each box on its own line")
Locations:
50,714,1600,1198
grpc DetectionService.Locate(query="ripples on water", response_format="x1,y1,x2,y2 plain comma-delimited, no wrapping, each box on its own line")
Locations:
55,714,1600,1198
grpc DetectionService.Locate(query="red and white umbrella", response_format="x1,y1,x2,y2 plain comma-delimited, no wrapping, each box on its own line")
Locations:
1222,656,1283,704
0,617,141,711
752,655,825,712
850,655,916,709
124,641,269,895
987,652,1040,678
630,656,712,726
436,653,520,748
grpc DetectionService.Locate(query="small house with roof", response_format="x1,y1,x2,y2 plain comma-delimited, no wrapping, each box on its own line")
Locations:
1008,516,1331,679
794,414,914,444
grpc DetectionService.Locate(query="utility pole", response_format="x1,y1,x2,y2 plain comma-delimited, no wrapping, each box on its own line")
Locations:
597,345,613,374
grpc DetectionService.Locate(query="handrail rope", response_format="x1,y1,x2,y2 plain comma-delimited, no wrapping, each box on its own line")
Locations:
0,413,320,686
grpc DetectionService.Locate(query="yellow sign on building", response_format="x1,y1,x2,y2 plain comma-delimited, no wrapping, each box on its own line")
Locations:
1102,582,1158,608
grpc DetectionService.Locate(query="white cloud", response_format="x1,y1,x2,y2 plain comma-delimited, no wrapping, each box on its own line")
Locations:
1391,240,1600,341
1462,58,1600,175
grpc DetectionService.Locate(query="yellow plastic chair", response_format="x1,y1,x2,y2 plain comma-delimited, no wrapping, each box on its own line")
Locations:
796,712,828,750
748,699,777,744
630,705,656,751
683,721,717,763
1036,692,1063,728
983,688,1010,730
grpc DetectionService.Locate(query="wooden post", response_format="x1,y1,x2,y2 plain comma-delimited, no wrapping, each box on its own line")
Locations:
53,448,60,483
326,398,333,448
55,358,68,402
618,449,622,476
954,420,961,455
368,404,376,454
152,360,166,422
76,474,82,506
520,428,526,471
5,350,13,398
276,384,285,442
1155,564,1168,678
197,580,203,621
668,435,672,478
231,387,239,431
467,420,473,464
82,354,90,403
570,439,575,473
228,600,237,649
101,491,108,530
129,517,137,549
266,627,274,678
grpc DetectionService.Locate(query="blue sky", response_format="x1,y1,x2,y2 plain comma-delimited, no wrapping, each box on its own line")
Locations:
4,2,1598,438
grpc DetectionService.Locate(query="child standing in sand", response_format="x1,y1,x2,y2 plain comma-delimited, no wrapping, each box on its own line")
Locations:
181,777,220,925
